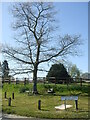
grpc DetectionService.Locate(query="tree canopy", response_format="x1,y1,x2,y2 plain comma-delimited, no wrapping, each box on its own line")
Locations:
68,64,80,78
2,2,82,93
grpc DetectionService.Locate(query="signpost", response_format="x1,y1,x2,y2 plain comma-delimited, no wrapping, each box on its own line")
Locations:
61,96,78,110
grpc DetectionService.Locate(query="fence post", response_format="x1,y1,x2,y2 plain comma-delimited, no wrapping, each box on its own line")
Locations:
8,97,11,106
8,79,11,84
24,78,27,85
16,78,19,84
67,78,68,86
55,78,56,85
38,100,41,110
80,78,82,87
4,92,7,99
12,92,14,99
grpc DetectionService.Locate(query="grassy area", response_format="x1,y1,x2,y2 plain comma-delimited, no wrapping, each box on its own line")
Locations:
0,87,2,112
2,83,89,119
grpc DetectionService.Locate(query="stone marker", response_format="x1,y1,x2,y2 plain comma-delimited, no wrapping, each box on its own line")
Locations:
55,104,72,110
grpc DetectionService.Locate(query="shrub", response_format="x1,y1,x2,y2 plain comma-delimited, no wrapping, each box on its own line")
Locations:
19,86,29,93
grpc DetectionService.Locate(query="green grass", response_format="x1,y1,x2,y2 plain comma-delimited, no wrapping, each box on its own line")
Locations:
2,83,89,119
0,87,2,112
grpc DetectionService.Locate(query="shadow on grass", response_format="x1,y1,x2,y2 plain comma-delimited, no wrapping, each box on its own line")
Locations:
71,109,89,112
9,106,16,108
40,108,50,111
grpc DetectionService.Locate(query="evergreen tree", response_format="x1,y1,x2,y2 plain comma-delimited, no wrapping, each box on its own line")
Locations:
2,60,9,82
47,63,71,83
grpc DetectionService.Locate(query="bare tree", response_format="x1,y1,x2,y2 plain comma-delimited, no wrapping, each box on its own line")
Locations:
2,2,82,94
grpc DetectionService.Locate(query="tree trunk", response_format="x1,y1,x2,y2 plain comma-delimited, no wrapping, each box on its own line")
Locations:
33,64,38,94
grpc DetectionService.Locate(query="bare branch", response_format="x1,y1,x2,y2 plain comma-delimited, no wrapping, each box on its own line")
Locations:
2,2,82,93
2,46,33,64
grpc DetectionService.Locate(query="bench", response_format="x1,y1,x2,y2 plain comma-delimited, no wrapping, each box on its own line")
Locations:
61,96,78,110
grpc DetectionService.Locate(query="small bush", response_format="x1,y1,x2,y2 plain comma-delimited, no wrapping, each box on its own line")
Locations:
44,84,51,89
19,86,29,93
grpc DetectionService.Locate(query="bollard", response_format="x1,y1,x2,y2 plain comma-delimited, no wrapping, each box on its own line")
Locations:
12,92,14,99
38,100,41,110
8,97,11,106
75,100,78,110
5,92,7,99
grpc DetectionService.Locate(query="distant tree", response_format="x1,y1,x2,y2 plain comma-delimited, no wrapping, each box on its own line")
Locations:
2,60,9,82
46,63,71,83
68,64,80,78
82,73,90,79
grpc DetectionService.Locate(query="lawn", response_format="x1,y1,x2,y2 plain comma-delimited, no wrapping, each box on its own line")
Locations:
0,87,2,113
2,83,89,119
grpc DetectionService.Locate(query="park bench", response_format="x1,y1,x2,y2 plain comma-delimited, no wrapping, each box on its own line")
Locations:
61,96,78,110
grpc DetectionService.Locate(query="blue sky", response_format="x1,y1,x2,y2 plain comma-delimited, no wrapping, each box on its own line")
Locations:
54,2,88,73
1,2,88,77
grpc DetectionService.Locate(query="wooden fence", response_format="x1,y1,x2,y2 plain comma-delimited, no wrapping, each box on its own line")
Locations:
1,77,90,85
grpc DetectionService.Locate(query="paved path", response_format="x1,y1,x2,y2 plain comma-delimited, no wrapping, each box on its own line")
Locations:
1,114,65,120
2,114,29,119
0,113,2,120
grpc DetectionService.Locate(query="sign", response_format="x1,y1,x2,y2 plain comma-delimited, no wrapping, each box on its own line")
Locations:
61,96,78,110
61,96,78,100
